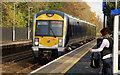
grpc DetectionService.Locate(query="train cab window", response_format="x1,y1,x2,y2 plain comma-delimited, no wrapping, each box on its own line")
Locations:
35,21,49,36
35,20,63,37
50,21,63,37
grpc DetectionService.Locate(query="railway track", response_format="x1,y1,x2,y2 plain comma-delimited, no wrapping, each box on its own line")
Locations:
2,57,38,73
2,50,33,64
2,49,39,74
16,63,40,73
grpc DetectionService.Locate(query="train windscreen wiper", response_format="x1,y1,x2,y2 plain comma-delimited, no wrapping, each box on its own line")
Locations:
50,27,56,37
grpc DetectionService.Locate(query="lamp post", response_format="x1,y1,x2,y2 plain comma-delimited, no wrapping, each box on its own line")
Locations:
13,2,19,41
28,7,33,39
13,3,16,41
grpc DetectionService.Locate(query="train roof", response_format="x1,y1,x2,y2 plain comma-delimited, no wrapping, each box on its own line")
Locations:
34,10,96,27
35,10,64,18
64,13,96,27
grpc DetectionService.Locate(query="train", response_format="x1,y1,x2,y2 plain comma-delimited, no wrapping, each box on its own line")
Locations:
32,10,96,61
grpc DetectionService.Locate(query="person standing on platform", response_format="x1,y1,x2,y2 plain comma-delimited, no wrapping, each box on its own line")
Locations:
90,28,113,75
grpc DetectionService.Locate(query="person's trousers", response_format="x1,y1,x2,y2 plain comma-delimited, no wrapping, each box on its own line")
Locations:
102,57,113,75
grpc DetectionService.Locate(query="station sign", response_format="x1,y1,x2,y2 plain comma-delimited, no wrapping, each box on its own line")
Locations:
111,8,120,15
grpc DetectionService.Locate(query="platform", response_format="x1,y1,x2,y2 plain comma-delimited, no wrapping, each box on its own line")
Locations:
65,51,101,75
0,40,32,47
28,40,101,75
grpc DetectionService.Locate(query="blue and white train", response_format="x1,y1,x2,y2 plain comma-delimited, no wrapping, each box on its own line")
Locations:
32,10,96,61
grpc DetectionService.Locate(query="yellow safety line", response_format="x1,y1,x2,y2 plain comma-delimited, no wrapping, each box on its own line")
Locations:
61,44,96,74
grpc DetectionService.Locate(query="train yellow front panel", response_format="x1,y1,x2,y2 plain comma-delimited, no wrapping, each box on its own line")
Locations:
36,14,64,20
40,37,58,47
34,37,62,47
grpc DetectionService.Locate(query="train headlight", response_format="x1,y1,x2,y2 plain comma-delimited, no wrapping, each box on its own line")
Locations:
46,13,54,17
34,38,39,46
58,39,63,47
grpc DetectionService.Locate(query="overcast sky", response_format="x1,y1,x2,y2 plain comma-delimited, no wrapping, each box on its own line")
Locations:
85,1,104,21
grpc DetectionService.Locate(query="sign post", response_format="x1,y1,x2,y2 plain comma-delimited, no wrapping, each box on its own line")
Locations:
111,0,119,74
103,0,106,28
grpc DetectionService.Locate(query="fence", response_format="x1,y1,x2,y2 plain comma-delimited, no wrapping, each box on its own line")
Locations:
0,27,31,42
15,27,28,41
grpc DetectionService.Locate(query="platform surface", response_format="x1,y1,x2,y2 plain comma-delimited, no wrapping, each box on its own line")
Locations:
28,40,102,75
65,51,101,75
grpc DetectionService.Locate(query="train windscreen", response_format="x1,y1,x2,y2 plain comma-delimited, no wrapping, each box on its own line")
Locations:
35,20,63,37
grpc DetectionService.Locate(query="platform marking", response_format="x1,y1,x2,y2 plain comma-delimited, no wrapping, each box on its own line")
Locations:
26,40,96,75
61,44,96,74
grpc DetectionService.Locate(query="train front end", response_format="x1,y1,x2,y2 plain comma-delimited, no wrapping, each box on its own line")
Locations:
32,10,67,60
